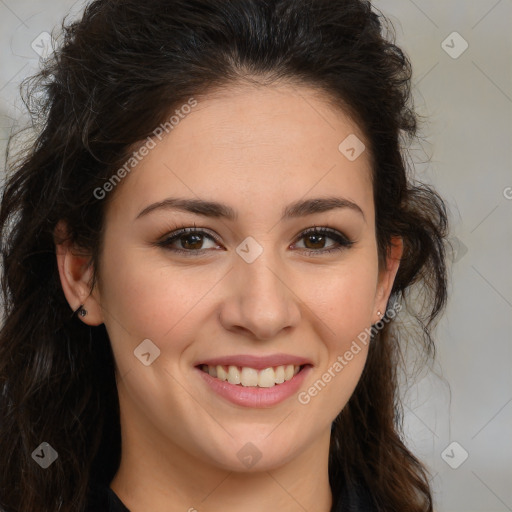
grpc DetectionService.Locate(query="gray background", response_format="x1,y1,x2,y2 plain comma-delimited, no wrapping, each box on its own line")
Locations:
1,1,511,510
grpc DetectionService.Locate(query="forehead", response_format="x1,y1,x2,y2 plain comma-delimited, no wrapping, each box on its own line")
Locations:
106,83,374,221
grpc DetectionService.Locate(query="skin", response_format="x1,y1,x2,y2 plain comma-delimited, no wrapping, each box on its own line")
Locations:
56,82,402,512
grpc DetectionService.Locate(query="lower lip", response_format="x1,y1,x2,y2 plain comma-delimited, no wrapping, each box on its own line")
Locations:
195,366,312,408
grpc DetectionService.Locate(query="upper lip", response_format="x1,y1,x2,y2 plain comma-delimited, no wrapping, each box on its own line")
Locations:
195,353,312,370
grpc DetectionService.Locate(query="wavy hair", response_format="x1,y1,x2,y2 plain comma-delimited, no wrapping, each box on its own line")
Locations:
0,1,448,510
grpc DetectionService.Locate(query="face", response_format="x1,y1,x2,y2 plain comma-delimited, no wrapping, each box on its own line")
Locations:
81,83,398,473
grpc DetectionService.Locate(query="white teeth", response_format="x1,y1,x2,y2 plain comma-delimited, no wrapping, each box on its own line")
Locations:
241,367,259,387
227,365,241,384
258,368,276,388
216,365,228,381
202,364,303,387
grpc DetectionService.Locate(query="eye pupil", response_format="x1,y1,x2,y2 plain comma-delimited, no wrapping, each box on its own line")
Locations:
182,234,203,249
305,234,325,249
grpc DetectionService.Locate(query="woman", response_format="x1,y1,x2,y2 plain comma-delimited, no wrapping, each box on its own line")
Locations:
0,0,448,511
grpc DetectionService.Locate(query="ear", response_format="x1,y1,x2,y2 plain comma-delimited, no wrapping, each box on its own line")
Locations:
54,220,104,326
373,236,403,323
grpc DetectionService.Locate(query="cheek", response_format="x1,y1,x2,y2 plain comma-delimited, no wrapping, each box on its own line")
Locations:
97,240,213,369
296,254,378,410
301,256,379,344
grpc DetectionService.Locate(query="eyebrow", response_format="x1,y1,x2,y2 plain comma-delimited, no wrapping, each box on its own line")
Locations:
135,196,365,222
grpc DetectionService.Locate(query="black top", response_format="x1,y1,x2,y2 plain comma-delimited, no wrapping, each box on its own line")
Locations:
85,484,129,512
86,482,375,511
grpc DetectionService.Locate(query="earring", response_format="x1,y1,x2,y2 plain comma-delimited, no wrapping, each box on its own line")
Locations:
75,304,87,317
377,310,382,318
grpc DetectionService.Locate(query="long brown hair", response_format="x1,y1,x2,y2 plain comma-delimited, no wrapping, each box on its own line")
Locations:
0,1,448,510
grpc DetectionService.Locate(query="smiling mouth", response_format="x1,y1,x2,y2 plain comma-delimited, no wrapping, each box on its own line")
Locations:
198,364,307,388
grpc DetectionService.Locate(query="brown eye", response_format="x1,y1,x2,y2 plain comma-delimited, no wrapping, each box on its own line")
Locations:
303,232,328,250
294,227,354,255
157,228,221,255
179,233,205,250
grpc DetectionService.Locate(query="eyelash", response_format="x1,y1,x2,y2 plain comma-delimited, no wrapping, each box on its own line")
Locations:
155,223,354,257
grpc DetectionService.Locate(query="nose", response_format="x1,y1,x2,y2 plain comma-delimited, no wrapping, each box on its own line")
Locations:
218,249,301,341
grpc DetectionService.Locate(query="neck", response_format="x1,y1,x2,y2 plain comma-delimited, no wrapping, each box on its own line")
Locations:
110,400,333,512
